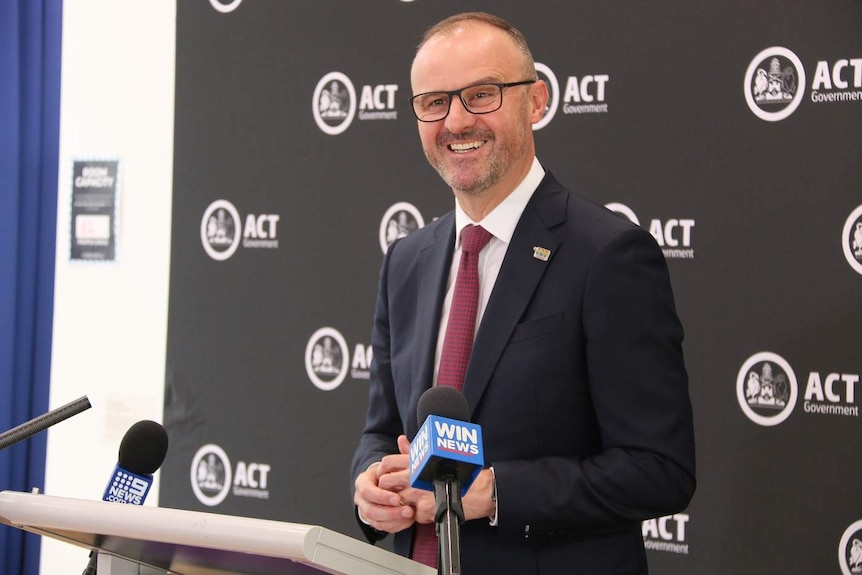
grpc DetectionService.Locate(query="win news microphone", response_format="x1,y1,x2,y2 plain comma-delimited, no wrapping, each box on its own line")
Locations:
409,386,484,494
83,420,169,575
409,386,484,575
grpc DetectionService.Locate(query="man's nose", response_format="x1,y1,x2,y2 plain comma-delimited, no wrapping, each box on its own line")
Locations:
444,97,478,133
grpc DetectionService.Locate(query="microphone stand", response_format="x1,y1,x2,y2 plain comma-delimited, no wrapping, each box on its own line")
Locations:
82,534,104,574
0,396,91,450
81,550,98,575
433,467,464,575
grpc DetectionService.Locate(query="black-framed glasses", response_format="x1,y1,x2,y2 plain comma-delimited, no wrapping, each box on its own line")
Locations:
410,80,536,122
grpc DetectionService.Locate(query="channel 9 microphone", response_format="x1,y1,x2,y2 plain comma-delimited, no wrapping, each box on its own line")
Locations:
83,420,168,574
102,420,169,504
409,386,484,575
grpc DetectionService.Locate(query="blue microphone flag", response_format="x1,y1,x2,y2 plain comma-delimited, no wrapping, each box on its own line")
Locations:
103,464,153,505
409,414,484,495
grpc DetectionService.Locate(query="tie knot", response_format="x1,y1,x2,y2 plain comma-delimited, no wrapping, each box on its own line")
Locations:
461,225,492,255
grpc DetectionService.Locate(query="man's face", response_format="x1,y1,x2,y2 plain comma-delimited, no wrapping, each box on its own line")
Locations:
410,23,547,197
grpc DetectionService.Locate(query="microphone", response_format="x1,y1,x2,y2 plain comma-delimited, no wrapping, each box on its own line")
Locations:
409,386,484,575
0,396,91,450
102,420,169,505
409,386,484,494
83,420,169,575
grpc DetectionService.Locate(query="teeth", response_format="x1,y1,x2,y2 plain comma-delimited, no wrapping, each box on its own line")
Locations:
449,141,483,152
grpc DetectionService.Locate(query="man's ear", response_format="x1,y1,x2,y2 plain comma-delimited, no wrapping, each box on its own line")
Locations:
529,79,550,124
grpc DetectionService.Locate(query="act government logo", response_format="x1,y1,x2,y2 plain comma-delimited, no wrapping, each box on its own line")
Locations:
191,444,232,506
379,202,424,254
735,352,861,424
736,352,798,426
746,47,862,121
739,350,860,425
313,72,357,135
843,204,862,275
745,47,806,121
605,202,696,260
191,444,272,506
533,63,610,131
840,519,862,575
200,199,280,261
313,72,399,135
305,327,373,391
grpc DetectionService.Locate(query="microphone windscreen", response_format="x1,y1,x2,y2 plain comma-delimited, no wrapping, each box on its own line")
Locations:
417,386,470,423
118,420,169,475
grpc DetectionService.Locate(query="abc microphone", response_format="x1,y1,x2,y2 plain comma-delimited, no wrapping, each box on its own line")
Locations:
83,420,169,575
409,386,484,575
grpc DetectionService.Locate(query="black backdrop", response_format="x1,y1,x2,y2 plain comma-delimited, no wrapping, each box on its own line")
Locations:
161,2,862,573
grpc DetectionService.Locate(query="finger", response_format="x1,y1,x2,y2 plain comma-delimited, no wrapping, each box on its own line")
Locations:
359,498,415,531
400,489,436,524
378,453,409,475
397,434,411,455
395,486,427,506
356,472,402,507
378,468,410,492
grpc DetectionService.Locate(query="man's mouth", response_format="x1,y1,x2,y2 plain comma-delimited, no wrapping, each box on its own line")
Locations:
447,140,485,153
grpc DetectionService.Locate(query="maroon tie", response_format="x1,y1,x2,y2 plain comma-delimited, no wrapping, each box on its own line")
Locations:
411,224,493,568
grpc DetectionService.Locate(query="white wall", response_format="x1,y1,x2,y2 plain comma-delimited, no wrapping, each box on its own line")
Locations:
42,2,175,573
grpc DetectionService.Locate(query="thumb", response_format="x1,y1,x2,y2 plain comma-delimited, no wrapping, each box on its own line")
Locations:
397,434,410,455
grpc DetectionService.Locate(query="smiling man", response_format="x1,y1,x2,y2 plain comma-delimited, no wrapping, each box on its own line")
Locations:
351,12,696,575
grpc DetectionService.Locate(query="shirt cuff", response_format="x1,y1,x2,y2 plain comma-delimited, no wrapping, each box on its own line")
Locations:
489,466,499,527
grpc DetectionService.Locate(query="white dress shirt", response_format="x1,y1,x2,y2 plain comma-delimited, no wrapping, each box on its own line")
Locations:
433,156,546,383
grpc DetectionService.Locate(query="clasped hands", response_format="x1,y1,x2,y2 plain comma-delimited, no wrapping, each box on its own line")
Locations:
354,434,495,534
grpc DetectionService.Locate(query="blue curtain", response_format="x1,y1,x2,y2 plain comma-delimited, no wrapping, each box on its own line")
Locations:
0,0,62,573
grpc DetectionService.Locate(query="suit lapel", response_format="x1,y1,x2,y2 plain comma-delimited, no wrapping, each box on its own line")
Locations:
462,174,568,411
411,214,455,423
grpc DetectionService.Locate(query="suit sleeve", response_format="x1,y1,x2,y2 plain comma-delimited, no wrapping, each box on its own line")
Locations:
349,241,403,543
492,226,696,543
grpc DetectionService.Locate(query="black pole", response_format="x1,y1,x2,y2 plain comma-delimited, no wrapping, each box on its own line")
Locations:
433,471,465,575
0,396,91,450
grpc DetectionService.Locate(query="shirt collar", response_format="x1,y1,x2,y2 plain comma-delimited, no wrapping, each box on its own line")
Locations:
454,156,545,247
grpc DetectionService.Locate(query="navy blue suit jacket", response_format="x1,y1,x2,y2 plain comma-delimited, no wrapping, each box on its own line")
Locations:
351,171,696,575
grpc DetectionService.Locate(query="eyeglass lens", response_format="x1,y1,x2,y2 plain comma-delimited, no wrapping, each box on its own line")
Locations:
413,84,503,121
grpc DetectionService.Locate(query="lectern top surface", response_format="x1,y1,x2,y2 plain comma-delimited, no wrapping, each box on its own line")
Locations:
0,491,433,575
